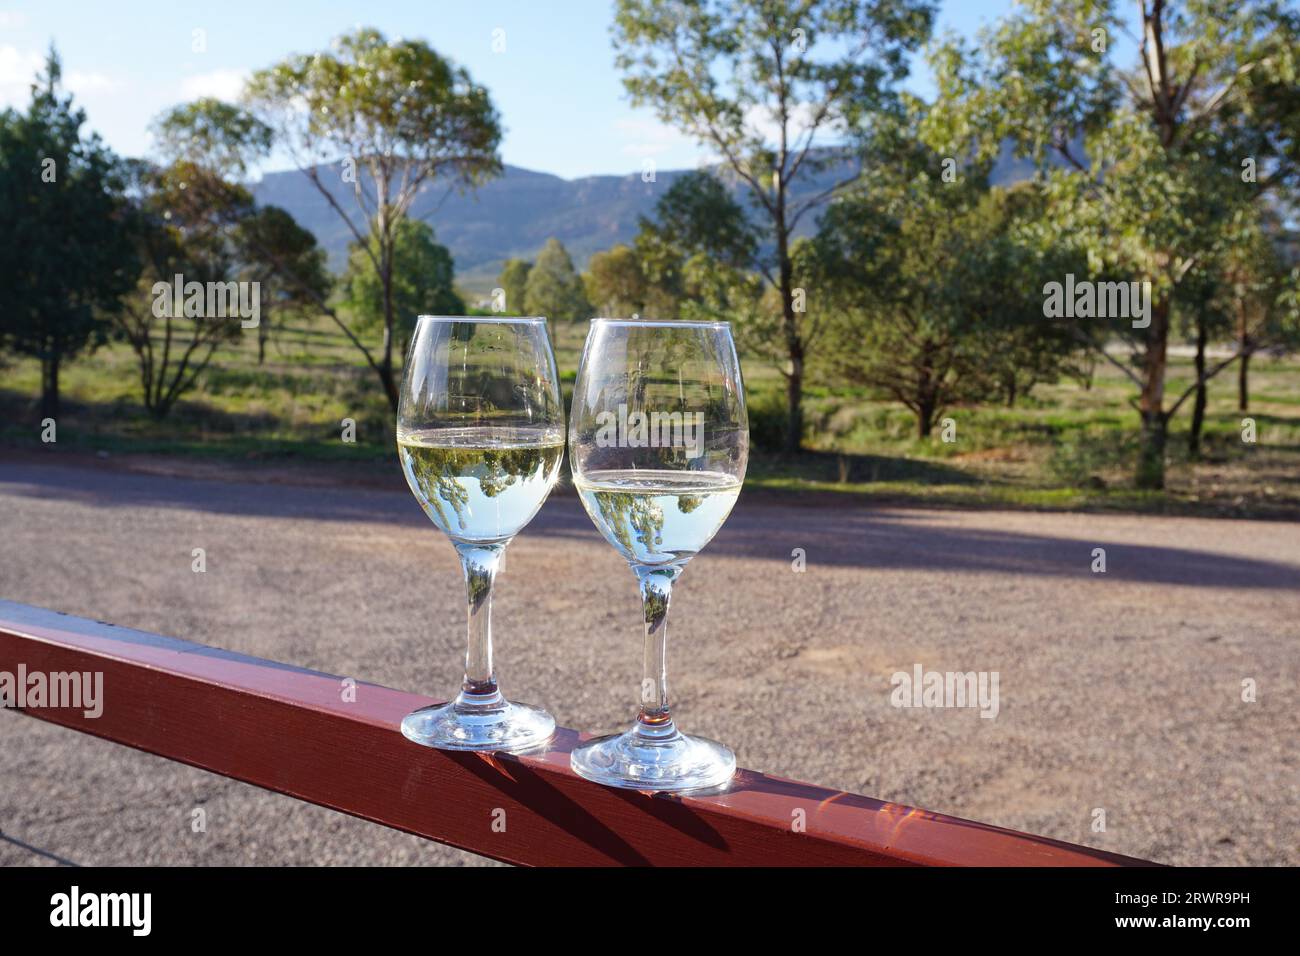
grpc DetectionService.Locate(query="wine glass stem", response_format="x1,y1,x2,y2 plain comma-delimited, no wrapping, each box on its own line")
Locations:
455,542,505,706
635,565,681,739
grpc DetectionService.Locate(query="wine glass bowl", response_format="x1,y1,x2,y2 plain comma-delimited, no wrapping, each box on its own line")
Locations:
568,318,748,791
396,315,563,752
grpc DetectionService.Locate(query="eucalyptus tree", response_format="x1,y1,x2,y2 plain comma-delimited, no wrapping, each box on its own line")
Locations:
245,27,502,409
613,0,936,453
924,0,1300,488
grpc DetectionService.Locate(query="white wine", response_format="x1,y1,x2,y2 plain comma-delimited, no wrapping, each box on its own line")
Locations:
398,426,565,542
574,468,741,567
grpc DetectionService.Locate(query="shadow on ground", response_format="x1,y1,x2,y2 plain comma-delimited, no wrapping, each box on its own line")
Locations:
2,459,1296,591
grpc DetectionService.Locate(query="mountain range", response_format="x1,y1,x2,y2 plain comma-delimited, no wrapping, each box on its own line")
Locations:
252,144,1045,294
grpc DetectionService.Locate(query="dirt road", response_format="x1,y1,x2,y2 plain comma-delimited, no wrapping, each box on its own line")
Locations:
1,457,1296,865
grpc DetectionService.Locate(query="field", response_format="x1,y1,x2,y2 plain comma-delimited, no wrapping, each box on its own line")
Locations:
2,314,1298,518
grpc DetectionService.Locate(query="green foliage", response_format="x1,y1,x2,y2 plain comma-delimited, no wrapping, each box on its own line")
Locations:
613,0,937,453
745,386,791,453
343,218,464,349
246,26,502,408
115,159,248,418
1046,427,1136,487
236,205,331,365
151,97,272,177
639,170,755,272
523,238,590,321
0,48,138,418
496,258,532,315
245,27,501,188
236,207,330,315
585,244,647,316
810,130,1081,437
114,97,328,417
633,170,757,318
923,0,1300,488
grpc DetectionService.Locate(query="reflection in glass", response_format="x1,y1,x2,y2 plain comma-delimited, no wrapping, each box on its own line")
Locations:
396,315,563,752
568,318,748,791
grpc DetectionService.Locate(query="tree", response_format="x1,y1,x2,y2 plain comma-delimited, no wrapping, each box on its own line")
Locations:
926,0,1300,488
523,238,590,321
633,170,757,317
613,0,936,453
235,205,330,365
496,258,532,315
128,101,328,413
342,217,464,358
1215,215,1300,413
586,244,648,316
245,27,501,409
975,183,1091,408
0,49,137,419
640,169,757,272
114,159,249,419
812,147,1080,437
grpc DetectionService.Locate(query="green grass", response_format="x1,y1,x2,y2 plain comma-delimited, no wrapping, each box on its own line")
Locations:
2,315,1298,518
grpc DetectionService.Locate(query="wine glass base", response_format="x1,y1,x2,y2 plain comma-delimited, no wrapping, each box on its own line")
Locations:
570,725,736,792
401,699,555,753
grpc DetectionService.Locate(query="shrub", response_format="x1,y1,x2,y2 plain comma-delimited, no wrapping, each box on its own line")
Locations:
1046,427,1135,487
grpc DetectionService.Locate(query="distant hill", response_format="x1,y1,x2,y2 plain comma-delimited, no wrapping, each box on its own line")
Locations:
252,143,1051,295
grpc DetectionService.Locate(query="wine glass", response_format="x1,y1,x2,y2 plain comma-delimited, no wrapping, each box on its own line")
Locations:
568,318,748,791
396,315,563,752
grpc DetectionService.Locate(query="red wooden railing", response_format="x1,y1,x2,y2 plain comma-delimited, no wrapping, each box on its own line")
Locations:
0,600,1154,866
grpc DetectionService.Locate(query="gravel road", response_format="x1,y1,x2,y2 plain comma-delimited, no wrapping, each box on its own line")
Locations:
1,456,1296,866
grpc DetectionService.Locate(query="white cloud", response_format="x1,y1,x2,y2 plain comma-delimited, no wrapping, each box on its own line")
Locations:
0,44,42,107
67,70,119,94
180,68,247,102
742,101,837,147
615,116,694,158
0,46,122,107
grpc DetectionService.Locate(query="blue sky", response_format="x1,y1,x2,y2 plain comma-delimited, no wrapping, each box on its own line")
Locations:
0,1,1129,179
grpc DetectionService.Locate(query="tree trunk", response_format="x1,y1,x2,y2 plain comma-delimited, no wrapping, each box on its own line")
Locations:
1237,343,1248,411
916,396,936,439
1188,315,1208,459
40,350,61,421
783,358,802,455
777,254,802,456
1005,375,1017,407
1137,410,1168,490
1135,295,1171,489
379,201,397,416
773,176,801,456
379,360,400,413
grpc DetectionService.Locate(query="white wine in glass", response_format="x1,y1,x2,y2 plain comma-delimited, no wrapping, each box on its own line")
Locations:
396,316,563,752
568,318,748,791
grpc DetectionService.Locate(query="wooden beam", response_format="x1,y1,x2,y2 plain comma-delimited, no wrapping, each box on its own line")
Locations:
0,600,1155,867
